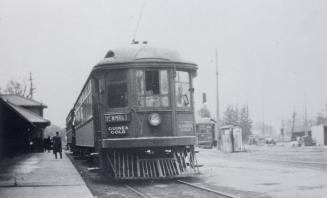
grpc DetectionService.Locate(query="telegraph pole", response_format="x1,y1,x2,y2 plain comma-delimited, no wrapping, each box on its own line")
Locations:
29,72,35,99
215,48,220,149
304,103,308,136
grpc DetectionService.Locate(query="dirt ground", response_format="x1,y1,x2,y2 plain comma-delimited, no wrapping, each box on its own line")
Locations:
196,145,327,198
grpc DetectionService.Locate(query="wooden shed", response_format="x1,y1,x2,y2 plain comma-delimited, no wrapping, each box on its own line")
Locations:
311,125,327,146
219,125,243,152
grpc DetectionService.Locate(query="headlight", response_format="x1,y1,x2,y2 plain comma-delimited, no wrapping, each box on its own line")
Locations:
148,113,161,126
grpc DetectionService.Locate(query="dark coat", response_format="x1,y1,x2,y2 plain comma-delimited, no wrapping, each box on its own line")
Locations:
52,136,62,153
44,138,51,149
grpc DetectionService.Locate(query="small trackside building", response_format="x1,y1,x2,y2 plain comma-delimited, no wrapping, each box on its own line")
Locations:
0,95,50,157
311,125,327,146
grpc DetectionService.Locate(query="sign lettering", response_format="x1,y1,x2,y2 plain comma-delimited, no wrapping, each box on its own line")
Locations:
107,125,129,135
104,113,130,123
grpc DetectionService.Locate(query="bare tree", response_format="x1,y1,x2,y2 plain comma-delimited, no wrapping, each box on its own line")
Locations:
239,105,252,141
315,112,327,125
198,104,211,118
223,105,239,125
3,79,28,97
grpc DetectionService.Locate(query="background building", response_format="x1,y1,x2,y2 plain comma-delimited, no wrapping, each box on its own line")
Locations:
0,95,50,157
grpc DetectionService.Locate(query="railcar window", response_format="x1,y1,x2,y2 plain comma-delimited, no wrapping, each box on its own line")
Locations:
107,71,128,108
136,70,169,107
75,80,93,126
175,71,191,108
145,70,160,94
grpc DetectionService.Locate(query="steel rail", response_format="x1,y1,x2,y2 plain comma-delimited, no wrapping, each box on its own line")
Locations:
125,184,151,198
177,180,238,198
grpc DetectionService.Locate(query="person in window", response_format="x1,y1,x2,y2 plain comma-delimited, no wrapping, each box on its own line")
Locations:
52,132,62,159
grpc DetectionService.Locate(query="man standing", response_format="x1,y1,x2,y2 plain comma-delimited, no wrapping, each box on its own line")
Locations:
53,132,62,159
43,136,51,152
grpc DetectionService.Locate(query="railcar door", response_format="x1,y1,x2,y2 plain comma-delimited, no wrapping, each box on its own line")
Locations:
175,70,195,137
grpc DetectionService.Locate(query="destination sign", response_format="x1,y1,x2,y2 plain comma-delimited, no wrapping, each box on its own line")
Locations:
104,113,130,123
107,125,129,135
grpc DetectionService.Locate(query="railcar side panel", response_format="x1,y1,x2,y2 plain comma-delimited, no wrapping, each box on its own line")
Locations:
66,129,72,145
75,120,94,147
176,113,195,136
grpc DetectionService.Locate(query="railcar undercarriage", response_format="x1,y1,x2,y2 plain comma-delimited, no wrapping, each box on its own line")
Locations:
102,146,199,179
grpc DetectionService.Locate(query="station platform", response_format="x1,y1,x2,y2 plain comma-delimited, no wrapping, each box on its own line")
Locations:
0,152,94,198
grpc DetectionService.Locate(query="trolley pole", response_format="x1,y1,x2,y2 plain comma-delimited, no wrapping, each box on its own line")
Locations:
215,48,220,150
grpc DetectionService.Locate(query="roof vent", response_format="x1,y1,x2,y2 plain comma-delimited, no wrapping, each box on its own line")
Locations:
105,50,115,58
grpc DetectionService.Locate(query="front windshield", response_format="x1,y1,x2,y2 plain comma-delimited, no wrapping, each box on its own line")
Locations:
107,70,128,108
136,69,169,107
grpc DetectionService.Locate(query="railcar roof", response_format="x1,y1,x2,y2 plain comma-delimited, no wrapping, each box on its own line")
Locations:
95,45,197,67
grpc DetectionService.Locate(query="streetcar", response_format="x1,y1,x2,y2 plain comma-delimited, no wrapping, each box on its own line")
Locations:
66,45,199,179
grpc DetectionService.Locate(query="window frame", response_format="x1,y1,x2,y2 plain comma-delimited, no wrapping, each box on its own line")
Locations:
135,68,171,108
175,70,192,110
106,70,129,109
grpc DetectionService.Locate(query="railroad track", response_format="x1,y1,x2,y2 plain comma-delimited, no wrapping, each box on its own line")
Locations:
69,152,240,198
124,180,238,198
125,184,151,198
176,180,238,198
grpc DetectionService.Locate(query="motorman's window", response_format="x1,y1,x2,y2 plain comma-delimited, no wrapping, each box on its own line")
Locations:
136,70,169,107
107,70,128,108
175,71,191,108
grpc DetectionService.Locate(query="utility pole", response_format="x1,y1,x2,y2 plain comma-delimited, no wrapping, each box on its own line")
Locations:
215,48,220,149
29,72,35,99
304,103,308,136
291,111,296,136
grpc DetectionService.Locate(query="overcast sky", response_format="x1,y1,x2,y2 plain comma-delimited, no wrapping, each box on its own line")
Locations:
1,0,327,131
